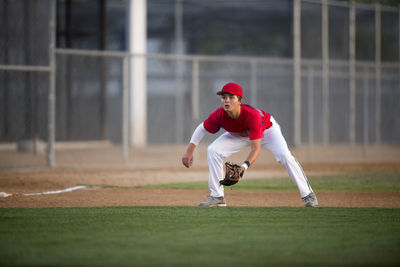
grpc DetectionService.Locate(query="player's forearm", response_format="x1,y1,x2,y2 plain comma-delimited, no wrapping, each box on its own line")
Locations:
185,143,196,154
245,146,260,165
245,139,261,166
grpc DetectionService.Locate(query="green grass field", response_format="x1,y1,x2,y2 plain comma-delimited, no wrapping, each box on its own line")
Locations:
1,171,399,266
1,207,399,266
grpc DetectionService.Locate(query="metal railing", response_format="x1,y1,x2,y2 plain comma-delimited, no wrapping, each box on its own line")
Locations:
1,47,399,167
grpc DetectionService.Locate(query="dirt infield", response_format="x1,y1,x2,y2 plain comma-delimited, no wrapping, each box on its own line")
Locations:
1,188,400,208
1,161,400,208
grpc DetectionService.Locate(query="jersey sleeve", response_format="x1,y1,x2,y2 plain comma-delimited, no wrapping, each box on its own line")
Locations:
189,123,208,145
203,109,221,134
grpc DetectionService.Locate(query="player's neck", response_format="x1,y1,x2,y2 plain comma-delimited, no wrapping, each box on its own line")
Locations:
227,105,241,120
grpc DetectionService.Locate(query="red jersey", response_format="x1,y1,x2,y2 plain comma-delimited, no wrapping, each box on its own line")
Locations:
203,104,272,140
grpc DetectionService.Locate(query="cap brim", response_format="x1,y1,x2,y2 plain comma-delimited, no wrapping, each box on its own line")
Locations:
216,91,234,95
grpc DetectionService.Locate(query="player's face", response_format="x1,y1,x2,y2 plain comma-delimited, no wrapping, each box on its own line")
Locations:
220,93,242,112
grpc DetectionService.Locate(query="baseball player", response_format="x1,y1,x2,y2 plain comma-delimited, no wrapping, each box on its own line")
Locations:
182,82,318,207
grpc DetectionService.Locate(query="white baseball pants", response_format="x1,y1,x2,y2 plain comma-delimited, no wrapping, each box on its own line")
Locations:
207,117,313,198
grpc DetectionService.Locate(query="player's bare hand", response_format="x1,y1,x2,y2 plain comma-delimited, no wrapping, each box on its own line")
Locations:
182,143,196,168
182,152,193,168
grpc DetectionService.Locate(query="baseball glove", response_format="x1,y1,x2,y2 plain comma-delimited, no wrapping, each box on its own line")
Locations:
219,162,244,186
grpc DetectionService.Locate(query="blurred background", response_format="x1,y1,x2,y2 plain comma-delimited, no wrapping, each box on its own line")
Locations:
0,0,399,169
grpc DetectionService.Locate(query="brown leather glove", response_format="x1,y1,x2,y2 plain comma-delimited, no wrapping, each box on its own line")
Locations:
219,162,244,186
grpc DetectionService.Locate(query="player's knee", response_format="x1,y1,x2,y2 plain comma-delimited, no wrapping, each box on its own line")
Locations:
275,151,291,165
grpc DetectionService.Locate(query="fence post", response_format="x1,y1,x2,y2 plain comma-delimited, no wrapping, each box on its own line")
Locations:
192,59,200,128
307,66,314,161
293,0,302,146
349,1,356,146
128,0,147,147
363,66,369,158
123,57,129,165
47,0,56,168
175,0,184,144
250,59,258,107
375,2,381,144
322,0,329,146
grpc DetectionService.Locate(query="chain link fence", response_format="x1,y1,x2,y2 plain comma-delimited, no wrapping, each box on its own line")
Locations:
0,0,399,169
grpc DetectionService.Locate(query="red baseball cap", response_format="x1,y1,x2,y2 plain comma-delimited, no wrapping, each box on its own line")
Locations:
216,82,243,98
